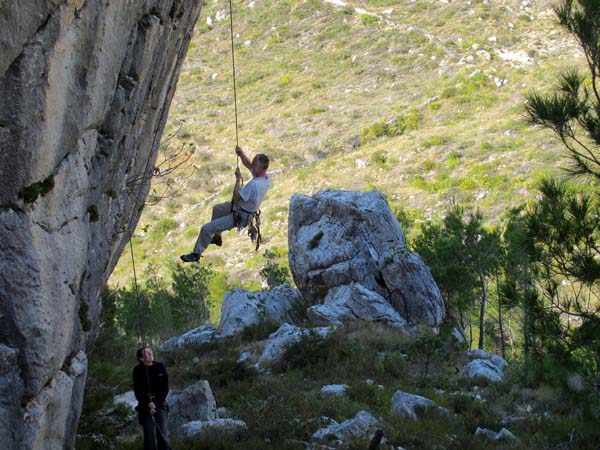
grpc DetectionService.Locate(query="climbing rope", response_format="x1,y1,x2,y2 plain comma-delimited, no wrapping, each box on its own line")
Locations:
228,0,241,173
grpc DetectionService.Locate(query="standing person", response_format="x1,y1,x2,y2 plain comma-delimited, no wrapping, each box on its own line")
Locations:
133,347,171,450
180,145,270,262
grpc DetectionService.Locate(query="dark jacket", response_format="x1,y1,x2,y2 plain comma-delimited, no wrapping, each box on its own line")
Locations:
133,361,169,414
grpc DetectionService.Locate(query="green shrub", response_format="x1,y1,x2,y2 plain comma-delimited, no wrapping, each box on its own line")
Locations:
276,331,331,371
370,150,388,167
358,112,419,145
150,218,178,238
19,174,55,203
360,14,380,26
260,249,291,288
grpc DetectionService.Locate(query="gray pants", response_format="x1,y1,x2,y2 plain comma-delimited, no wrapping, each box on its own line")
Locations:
193,202,235,255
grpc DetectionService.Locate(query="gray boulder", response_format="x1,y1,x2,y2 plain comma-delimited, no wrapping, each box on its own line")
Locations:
475,427,518,442
465,350,508,382
311,410,378,448
288,190,444,329
307,283,407,329
390,390,448,420
219,284,303,337
464,359,503,382
0,0,203,447
167,380,217,437
319,384,349,399
179,418,247,439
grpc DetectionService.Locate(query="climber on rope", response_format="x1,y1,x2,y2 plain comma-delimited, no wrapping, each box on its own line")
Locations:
180,145,270,262
133,347,171,450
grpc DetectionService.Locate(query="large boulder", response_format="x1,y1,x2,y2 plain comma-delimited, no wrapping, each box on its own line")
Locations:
219,284,304,337
167,380,217,437
288,190,444,328
0,1,203,448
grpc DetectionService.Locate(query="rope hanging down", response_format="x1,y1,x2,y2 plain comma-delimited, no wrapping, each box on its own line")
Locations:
228,0,241,172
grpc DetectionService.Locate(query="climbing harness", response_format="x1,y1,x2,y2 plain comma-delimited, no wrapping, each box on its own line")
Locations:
232,207,262,251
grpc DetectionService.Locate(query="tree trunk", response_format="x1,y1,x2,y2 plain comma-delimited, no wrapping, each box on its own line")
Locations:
478,272,487,350
468,315,473,350
496,272,506,359
507,313,515,358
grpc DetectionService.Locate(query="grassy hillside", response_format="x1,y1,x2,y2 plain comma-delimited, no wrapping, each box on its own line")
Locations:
109,0,585,294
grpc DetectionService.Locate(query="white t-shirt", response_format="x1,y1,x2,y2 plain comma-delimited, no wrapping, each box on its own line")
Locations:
238,175,270,212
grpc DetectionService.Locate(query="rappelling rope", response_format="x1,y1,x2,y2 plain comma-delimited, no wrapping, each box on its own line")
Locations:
228,0,243,178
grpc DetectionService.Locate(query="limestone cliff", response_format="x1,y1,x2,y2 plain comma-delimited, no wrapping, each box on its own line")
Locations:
0,1,203,448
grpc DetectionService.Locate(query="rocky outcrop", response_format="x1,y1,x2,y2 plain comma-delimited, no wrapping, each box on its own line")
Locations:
0,1,203,448
288,190,444,329
219,284,304,337
160,284,304,352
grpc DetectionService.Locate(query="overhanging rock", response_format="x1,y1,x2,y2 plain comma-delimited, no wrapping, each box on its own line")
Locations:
0,1,203,448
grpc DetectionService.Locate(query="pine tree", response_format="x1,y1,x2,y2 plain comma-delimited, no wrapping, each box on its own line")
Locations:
526,0,600,181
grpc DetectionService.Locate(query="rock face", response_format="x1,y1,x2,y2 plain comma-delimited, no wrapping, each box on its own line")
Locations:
0,1,203,448
288,190,445,329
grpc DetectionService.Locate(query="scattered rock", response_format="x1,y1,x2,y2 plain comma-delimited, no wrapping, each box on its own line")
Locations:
311,410,378,448
179,418,247,439
390,390,448,419
320,384,349,399
475,427,518,442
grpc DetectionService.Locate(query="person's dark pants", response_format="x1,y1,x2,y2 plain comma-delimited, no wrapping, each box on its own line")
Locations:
139,409,170,450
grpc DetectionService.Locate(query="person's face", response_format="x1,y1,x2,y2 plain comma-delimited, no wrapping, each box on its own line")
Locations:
252,157,264,176
140,348,153,365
